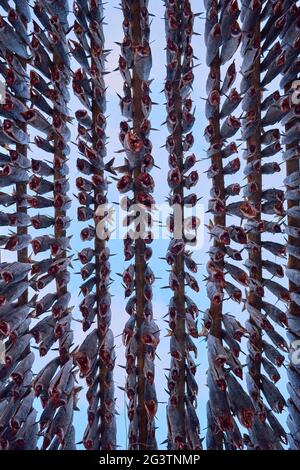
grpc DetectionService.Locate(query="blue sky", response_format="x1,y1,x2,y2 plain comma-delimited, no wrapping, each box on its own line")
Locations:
0,0,291,450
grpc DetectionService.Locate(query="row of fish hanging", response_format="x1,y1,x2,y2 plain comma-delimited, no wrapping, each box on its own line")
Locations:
116,0,159,450
0,0,299,452
163,0,201,451
71,0,117,451
204,0,299,451
0,0,75,450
